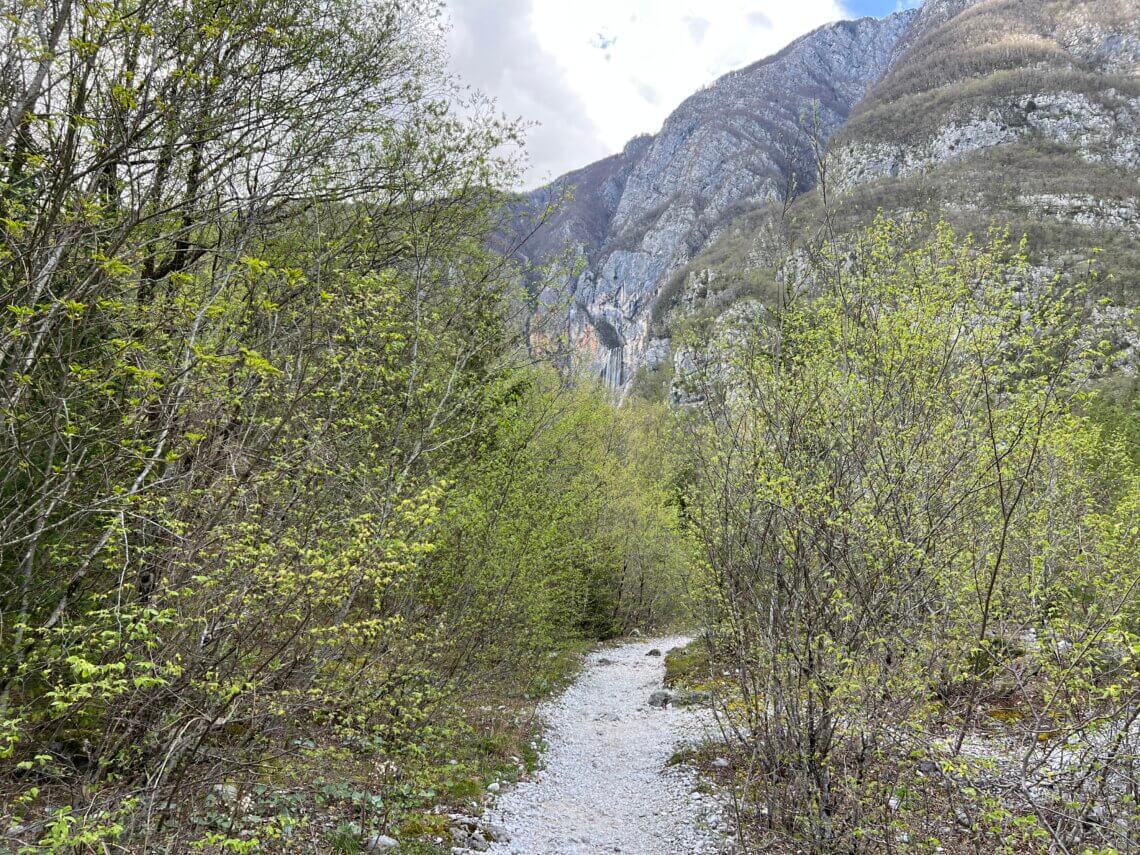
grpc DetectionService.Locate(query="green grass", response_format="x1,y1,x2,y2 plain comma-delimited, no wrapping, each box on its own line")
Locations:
663,639,711,689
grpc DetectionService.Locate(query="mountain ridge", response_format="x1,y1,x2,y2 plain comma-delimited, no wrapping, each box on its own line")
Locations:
514,0,1139,395
514,9,919,386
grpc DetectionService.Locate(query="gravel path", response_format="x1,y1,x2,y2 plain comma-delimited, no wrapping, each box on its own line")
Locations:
480,636,731,855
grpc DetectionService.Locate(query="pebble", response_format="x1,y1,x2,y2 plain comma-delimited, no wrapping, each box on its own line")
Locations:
647,690,673,708
472,637,734,854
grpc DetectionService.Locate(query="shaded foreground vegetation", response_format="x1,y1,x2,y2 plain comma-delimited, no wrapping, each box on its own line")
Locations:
0,0,691,849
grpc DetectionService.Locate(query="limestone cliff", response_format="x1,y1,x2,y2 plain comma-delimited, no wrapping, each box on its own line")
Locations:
513,0,1140,393
513,12,916,387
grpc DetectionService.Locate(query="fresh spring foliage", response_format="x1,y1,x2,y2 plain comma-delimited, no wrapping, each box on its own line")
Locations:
680,216,1140,853
0,0,691,848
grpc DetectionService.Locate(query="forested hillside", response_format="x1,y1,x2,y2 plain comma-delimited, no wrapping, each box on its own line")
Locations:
508,0,1139,399
652,0,1139,404
0,0,690,849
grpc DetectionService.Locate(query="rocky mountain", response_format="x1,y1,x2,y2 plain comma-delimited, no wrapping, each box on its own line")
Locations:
514,11,916,386
514,0,1140,396
829,0,1139,252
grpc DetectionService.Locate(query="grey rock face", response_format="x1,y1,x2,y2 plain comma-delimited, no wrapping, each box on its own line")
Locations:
516,0,1140,390
513,12,916,389
831,91,1140,192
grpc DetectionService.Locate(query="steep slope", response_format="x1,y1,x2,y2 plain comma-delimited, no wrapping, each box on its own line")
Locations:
512,135,653,277
514,12,917,387
829,0,1140,245
644,0,1140,399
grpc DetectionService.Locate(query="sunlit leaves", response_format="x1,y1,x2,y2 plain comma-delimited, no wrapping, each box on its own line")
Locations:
685,215,1139,850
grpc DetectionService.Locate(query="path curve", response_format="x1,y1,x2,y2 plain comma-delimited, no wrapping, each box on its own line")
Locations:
482,636,730,855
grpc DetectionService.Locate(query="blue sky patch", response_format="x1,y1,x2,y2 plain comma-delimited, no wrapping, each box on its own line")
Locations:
845,0,921,17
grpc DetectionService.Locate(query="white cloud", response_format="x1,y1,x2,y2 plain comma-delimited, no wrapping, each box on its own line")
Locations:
684,16,711,44
446,1,847,187
446,0,612,189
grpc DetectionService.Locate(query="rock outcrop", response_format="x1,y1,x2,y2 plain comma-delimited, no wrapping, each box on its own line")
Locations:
513,12,917,388
514,0,1140,392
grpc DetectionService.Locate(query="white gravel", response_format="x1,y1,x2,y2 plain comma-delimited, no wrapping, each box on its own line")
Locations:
480,636,732,855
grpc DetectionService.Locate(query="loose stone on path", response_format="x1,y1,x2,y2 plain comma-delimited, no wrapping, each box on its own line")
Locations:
470,636,734,855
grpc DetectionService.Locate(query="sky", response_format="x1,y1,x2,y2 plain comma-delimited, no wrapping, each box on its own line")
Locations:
847,0,918,15
446,0,923,187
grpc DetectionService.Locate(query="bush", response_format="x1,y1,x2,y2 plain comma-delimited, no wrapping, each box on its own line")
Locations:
682,216,1140,852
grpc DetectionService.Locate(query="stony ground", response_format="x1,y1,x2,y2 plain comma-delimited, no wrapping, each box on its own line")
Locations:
475,636,733,855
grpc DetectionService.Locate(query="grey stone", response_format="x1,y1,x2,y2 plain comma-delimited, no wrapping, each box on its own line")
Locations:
673,690,711,707
486,823,511,842
648,690,673,708
450,825,470,844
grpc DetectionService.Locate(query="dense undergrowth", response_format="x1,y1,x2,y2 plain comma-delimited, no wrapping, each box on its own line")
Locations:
0,0,692,849
678,217,1140,854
